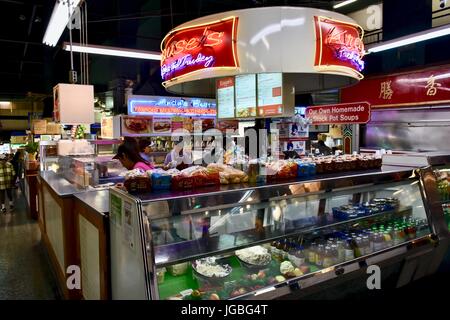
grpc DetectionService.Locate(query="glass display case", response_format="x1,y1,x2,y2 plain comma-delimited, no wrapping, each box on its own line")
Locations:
58,155,97,188
109,167,440,300
39,141,59,172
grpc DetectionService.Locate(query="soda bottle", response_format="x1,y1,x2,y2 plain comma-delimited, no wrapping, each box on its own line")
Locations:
331,244,339,265
354,237,363,257
316,244,325,267
336,240,345,263
362,235,371,254
344,238,355,261
308,242,317,264
323,246,333,268
294,245,306,267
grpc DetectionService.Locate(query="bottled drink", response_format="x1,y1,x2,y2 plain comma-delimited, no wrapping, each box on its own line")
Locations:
316,244,325,267
336,240,345,263
383,230,392,248
362,235,371,254
344,238,355,261
294,245,306,267
308,242,317,264
331,244,339,265
354,237,363,257
323,246,333,268
373,233,384,251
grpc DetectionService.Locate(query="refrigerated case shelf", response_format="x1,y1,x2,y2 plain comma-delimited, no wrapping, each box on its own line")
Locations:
154,206,413,268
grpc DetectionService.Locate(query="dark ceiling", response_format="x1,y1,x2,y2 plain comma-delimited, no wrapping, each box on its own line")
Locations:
0,0,444,101
0,0,378,100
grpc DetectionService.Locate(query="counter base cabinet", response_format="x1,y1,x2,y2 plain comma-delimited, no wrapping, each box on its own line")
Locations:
74,199,110,300
109,168,444,300
37,177,81,300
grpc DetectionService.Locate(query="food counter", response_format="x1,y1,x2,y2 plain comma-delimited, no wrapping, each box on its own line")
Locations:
37,170,114,300
109,166,446,300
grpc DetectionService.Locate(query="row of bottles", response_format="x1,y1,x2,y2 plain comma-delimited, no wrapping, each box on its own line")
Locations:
269,216,429,269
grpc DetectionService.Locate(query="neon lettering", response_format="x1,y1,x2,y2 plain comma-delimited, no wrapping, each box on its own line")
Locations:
161,53,215,79
162,30,224,62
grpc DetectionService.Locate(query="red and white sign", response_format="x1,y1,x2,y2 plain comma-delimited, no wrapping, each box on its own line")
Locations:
306,102,371,124
161,17,239,83
341,65,450,108
217,77,235,118
314,16,365,79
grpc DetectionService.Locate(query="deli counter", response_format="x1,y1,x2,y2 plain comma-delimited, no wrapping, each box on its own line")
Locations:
109,165,448,300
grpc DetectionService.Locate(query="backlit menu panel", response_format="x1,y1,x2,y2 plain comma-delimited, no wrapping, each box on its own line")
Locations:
235,74,257,118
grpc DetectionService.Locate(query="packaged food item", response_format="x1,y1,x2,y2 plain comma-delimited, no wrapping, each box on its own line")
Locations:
236,245,271,267
149,169,172,190
167,262,189,276
123,169,152,193
157,267,166,284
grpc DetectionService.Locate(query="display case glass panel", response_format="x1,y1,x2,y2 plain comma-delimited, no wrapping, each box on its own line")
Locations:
434,166,450,230
141,179,430,300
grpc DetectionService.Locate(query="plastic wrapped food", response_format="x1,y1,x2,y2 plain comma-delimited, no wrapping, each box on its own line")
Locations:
167,262,189,276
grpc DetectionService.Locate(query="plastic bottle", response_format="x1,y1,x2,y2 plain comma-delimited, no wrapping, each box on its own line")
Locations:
308,242,317,264
336,240,345,263
316,244,325,267
344,238,355,261
323,246,333,268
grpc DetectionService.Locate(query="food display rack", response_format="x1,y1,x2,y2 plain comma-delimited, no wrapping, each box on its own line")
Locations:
109,165,448,300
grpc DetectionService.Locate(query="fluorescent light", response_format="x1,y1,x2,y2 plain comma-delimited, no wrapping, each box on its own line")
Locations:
367,24,450,53
333,0,357,9
43,0,81,46
0,101,11,105
63,43,161,60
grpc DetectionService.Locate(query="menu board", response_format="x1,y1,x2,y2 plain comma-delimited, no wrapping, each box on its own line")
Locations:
235,74,257,118
101,116,114,139
257,73,283,117
217,77,235,119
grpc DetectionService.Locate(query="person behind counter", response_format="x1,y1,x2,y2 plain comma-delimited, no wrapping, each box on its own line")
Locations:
283,142,300,159
138,139,155,163
164,142,192,170
113,143,155,171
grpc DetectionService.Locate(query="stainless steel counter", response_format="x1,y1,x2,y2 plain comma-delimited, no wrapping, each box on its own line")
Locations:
74,190,110,215
132,166,416,204
39,170,88,198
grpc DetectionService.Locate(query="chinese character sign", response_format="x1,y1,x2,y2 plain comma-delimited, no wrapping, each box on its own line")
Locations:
341,65,450,108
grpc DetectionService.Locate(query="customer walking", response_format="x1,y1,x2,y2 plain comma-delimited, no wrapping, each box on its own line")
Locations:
0,153,15,213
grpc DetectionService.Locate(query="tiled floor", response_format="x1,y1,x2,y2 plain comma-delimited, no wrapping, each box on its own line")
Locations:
0,188,60,299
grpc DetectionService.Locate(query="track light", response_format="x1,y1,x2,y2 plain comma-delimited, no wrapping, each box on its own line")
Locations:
366,24,450,53
43,0,81,46
333,0,357,9
63,43,161,60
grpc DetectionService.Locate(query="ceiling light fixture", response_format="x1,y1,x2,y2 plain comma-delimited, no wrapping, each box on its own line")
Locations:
43,0,81,46
333,0,358,9
366,24,450,53
63,43,161,60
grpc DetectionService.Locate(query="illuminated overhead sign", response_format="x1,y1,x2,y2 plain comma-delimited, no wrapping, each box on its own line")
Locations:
127,95,216,117
314,16,365,79
160,17,239,85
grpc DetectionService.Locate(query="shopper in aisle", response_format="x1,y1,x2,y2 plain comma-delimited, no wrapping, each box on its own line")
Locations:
113,143,155,171
10,149,22,187
0,153,15,213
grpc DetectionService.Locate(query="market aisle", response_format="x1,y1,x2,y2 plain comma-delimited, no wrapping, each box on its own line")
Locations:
0,189,60,299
